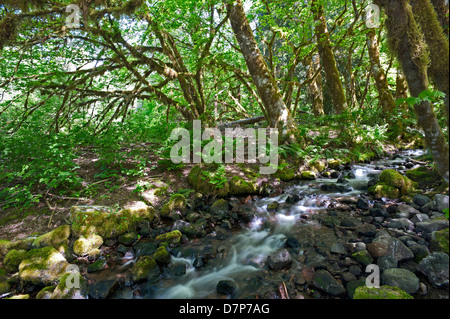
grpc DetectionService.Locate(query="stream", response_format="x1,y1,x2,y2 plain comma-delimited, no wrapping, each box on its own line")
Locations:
86,149,427,299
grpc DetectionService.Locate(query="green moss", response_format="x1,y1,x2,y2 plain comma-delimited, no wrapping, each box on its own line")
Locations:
351,250,374,266
353,285,413,299
155,230,182,246
406,166,441,187
160,194,186,217
73,234,103,256
152,246,170,264
36,286,56,299
0,240,11,258
32,225,71,249
18,246,69,286
131,256,160,283
0,281,11,294
188,165,230,197
229,176,257,195
7,294,30,299
430,228,449,254
118,232,139,245
327,159,341,169
369,169,417,199
3,249,27,273
70,205,154,239
301,171,317,180
51,272,87,299
369,184,400,199
274,165,296,182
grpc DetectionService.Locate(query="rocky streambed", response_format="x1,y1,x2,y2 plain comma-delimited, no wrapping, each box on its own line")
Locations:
0,149,448,300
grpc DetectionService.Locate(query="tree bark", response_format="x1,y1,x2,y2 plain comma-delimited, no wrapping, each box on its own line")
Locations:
305,53,324,116
311,0,347,114
375,0,449,184
366,29,396,116
228,0,295,135
410,0,449,126
430,0,449,37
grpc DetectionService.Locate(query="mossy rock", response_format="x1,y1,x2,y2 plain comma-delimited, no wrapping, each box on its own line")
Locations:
430,228,449,254
0,240,11,259
210,198,230,219
6,294,30,299
300,171,317,180
73,234,103,256
36,286,56,299
0,281,11,295
155,230,182,246
406,166,442,187
33,225,71,249
152,246,170,265
69,205,153,239
188,165,230,197
3,249,27,273
160,194,187,217
369,169,417,199
353,285,413,299
351,250,374,266
327,159,341,169
130,256,161,283
50,272,88,299
274,165,296,182
121,201,155,222
118,232,139,246
18,246,69,286
229,176,258,195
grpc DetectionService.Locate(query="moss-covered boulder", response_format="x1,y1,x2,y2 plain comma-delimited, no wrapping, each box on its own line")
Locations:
369,169,417,199
3,249,27,273
274,165,296,182
229,176,258,195
18,246,70,286
121,201,155,222
130,256,161,283
353,285,413,299
152,246,170,265
118,232,139,246
7,294,30,299
69,205,154,239
406,166,441,187
430,228,449,254
188,165,230,197
327,159,341,169
300,171,317,180
32,225,71,249
50,272,88,299
155,230,182,246
0,240,11,259
351,250,374,267
160,194,187,218
210,199,229,219
36,286,56,299
73,234,103,256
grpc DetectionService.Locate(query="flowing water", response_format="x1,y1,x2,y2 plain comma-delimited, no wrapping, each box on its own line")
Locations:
95,149,425,299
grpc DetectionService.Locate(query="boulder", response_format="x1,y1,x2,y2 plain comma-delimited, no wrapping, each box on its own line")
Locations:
88,280,119,299
32,225,71,249
381,268,420,294
415,219,449,236
368,169,417,199
412,194,431,207
50,272,88,299
312,270,346,297
3,249,27,273
301,171,317,180
229,176,258,195
430,228,449,254
73,234,103,256
351,250,373,266
417,252,449,288
210,199,229,219
130,256,161,283
367,236,413,262
267,249,292,270
18,246,70,286
356,224,378,237
155,230,183,246
160,194,186,218
216,280,236,295
188,165,230,197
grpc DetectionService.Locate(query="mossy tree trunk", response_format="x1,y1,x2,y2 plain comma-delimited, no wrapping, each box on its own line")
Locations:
228,0,295,136
430,0,449,37
305,53,324,116
410,0,449,127
366,29,396,116
311,0,347,115
375,0,449,184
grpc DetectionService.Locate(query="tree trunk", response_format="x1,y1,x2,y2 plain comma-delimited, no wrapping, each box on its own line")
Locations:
228,0,295,136
366,29,396,116
410,0,449,126
395,69,408,101
375,0,449,183
311,0,347,114
305,53,324,116
430,0,449,37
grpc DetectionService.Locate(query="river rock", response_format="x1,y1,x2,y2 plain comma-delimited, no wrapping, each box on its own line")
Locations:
351,250,373,266
73,234,103,256
216,280,236,295
356,197,370,210
18,246,70,286
386,218,414,231
367,236,413,262
267,249,292,270
130,256,161,283
32,225,71,249
353,285,413,299
410,213,429,224
431,194,449,212
413,194,431,207
210,199,229,219
415,219,449,237
356,224,378,237
88,279,119,299
417,252,449,288
312,270,346,297
377,256,398,271
381,268,420,294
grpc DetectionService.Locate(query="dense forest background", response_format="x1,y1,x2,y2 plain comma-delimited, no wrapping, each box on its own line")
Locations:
0,0,448,211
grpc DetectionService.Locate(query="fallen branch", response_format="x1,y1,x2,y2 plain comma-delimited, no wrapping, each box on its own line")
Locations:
218,115,266,129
